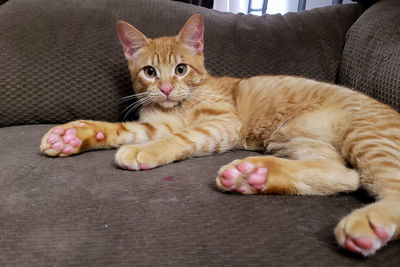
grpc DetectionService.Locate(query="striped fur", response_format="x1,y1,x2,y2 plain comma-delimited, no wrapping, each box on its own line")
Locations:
40,14,400,256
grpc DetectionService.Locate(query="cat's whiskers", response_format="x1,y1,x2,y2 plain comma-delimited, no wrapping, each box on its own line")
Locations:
121,96,149,112
122,96,153,120
120,92,150,103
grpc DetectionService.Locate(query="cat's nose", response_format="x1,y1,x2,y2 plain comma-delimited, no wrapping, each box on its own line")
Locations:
160,85,173,96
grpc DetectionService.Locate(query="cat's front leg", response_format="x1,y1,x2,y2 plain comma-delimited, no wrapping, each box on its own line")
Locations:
40,119,175,157
115,135,197,170
40,120,137,157
115,121,241,170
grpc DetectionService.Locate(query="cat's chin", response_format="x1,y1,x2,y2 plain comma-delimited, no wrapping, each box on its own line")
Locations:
159,100,180,108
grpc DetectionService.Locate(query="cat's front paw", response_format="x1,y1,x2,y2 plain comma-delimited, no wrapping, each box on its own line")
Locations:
40,121,105,157
335,203,398,256
115,145,161,170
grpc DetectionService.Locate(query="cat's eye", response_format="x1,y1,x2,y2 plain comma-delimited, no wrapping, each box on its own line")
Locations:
175,64,188,76
143,66,157,78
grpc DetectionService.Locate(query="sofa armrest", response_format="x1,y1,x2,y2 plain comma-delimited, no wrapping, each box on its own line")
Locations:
339,0,400,111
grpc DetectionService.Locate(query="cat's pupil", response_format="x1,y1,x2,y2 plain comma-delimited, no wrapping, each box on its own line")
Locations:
144,66,156,78
175,64,187,76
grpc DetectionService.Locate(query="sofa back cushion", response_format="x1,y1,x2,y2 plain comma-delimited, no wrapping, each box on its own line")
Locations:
0,0,362,127
339,0,400,111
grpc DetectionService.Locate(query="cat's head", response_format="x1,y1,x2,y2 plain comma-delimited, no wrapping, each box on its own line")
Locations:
117,14,207,109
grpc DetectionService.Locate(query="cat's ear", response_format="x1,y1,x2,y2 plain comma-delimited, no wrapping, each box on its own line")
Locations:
116,21,149,61
176,14,204,55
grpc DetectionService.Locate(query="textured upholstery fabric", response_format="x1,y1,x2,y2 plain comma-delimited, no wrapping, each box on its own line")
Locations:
339,0,400,110
0,0,363,127
1,125,400,266
2,0,400,266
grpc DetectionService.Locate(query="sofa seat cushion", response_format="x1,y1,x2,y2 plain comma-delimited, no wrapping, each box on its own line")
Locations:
1,125,400,265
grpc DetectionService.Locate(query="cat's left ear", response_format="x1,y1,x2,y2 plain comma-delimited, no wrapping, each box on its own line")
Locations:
176,14,204,55
117,21,150,61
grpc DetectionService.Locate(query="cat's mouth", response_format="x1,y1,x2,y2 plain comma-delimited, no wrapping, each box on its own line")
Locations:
152,90,189,109
156,92,188,108
159,99,181,108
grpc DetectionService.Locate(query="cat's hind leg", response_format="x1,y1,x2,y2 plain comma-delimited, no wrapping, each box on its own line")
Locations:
335,141,400,255
216,137,360,195
216,136,400,256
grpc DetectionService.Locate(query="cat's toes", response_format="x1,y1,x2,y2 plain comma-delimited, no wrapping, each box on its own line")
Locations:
40,126,82,157
41,122,106,157
335,207,397,256
114,145,152,171
216,160,267,194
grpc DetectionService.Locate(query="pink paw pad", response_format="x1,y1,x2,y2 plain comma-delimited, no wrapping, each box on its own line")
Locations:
252,183,265,190
352,238,373,250
96,132,105,141
65,128,76,135
221,169,240,187
52,126,64,134
237,162,253,173
247,168,267,185
222,169,240,180
51,141,63,150
139,163,149,170
62,145,73,154
237,185,249,194
221,178,235,187
70,139,81,147
345,239,361,253
374,227,389,240
47,134,59,144
63,134,75,144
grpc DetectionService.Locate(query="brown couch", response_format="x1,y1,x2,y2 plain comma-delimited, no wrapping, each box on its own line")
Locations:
1,0,400,265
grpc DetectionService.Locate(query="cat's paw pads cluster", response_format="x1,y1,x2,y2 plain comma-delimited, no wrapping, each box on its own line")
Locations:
217,161,267,194
41,126,82,156
41,123,105,157
335,209,396,256
48,127,81,153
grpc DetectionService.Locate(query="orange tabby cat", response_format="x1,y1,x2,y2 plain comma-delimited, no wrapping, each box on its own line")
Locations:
40,14,400,256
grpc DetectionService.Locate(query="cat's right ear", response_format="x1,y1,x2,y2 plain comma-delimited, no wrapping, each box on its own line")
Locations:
116,21,149,61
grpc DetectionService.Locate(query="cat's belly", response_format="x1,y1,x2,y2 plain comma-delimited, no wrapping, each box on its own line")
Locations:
235,75,352,150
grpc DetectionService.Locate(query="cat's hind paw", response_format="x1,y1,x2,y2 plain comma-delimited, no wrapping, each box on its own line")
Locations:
216,160,267,194
335,205,397,256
